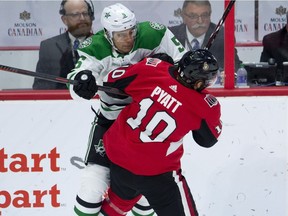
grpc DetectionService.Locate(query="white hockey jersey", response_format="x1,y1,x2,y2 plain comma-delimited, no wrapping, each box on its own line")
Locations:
68,21,186,120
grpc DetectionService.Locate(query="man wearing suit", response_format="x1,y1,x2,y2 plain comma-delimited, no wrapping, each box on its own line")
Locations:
169,0,241,71
33,0,94,89
260,12,288,64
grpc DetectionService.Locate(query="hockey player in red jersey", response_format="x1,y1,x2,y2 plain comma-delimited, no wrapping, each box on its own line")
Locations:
82,49,222,215
71,3,186,215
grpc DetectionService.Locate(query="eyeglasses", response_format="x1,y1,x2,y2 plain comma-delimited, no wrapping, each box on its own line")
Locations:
183,12,211,21
65,12,90,20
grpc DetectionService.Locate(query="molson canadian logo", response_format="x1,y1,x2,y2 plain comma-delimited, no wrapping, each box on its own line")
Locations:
19,10,31,21
8,10,43,36
168,7,183,26
275,5,287,16
0,147,61,210
263,5,287,32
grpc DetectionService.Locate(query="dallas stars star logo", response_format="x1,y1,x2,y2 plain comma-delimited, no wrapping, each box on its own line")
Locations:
104,12,111,18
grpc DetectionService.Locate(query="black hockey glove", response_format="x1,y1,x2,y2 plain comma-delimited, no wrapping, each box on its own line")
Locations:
73,70,98,100
150,53,174,65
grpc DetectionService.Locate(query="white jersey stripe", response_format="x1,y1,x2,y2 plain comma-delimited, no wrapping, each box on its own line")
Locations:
172,170,198,216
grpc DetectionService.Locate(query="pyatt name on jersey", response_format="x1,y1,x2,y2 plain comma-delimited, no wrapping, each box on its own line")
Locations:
151,86,182,113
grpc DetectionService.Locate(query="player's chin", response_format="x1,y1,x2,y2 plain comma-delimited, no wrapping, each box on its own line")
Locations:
119,45,133,54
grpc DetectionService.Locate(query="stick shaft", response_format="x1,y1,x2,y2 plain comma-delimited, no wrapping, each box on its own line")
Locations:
0,64,128,96
205,0,236,50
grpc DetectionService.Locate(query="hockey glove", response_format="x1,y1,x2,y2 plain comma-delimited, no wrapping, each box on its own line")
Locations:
73,70,98,99
150,53,174,65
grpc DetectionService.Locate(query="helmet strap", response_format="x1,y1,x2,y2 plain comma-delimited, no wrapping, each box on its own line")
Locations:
194,80,205,92
174,70,193,89
104,29,120,52
104,29,112,43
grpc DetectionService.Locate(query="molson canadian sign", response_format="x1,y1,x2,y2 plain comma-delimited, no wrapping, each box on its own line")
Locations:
258,2,287,41
0,1,64,49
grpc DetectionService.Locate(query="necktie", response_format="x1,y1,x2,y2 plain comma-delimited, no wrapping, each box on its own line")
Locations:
73,39,80,50
73,39,80,64
191,38,200,51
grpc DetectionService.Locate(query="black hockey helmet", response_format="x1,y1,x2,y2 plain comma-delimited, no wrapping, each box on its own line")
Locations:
176,49,219,91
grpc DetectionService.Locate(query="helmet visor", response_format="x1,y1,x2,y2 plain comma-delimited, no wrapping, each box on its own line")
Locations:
206,69,219,88
112,26,137,42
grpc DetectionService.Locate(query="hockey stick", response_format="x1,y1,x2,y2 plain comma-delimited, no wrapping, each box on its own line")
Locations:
0,64,128,96
205,0,236,50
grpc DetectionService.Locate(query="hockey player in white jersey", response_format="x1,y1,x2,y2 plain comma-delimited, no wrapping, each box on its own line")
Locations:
68,3,186,216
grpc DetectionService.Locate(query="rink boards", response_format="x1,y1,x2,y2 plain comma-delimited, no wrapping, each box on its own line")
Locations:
0,96,287,216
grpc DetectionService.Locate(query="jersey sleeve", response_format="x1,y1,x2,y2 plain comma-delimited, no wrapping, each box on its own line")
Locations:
66,50,103,100
103,65,138,95
103,57,165,97
66,33,112,100
192,118,222,147
154,27,187,62
192,94,222,147
137,22,187,62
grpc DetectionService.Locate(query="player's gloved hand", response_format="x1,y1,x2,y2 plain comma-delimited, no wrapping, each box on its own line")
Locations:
73,70,98,100
150,53,174,64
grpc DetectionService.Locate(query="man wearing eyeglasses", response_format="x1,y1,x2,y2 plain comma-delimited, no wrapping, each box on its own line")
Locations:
33,0,94,89
169,0,242,72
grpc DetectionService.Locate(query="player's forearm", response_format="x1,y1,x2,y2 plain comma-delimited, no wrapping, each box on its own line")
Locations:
192,119,221,148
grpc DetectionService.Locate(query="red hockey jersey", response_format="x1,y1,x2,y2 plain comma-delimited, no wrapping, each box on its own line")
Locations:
103,57,222,175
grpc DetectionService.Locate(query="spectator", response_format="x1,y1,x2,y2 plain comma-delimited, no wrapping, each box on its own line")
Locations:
169,0,242,71
33,0,94,89
260,12,288,64
97,50,222,216
69,3,186,216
